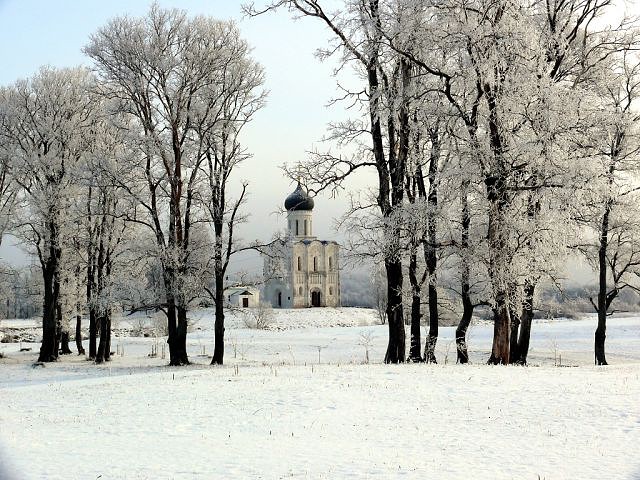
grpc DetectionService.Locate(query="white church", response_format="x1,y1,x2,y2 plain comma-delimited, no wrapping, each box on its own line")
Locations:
263,183,341,308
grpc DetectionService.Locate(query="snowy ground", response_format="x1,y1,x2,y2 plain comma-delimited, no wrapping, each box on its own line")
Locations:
1,308,639,479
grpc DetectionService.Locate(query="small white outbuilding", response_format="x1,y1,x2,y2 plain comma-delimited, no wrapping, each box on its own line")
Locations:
224,286,260,308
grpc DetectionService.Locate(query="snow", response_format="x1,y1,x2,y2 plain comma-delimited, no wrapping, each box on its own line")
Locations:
1,309,639,479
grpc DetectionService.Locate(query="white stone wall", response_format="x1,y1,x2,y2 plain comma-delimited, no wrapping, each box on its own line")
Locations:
287,210,314,238
224,287,260,308
288,240,340,308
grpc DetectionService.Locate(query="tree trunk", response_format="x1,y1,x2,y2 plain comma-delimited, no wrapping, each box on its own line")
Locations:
75,313,85,356
456,295,474,364
38,259,59,362
95,316,106,363
164,263,189,366
384,258,405,363
424,282,438,363
105,313,112,361
57,300,72,355
595,203,611,366
484,85,511,365
59,330,72,355
95,312,112,364
488,299,511,365
513,186,540,365
508,285,521,364
95,315,107,363
174,305,189,365
515,281,535,365
456,183,474,364
487,190,511,365
423,127,440,364
211,302,225,365
485,176,511,365
166,301,189,366
89,308,97,360
211,269,225,365
407,251,423,362
595,314,607,366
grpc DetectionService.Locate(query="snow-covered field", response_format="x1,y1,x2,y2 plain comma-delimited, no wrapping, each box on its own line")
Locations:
1,308,639,479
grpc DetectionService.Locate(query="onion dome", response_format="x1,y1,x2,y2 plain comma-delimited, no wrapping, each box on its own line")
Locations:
284,183,315,211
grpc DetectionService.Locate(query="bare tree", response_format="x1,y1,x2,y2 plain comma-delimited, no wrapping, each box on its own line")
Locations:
194,29,266,365
247,0,413,363
85,6,260,365
0,67,96,362
574,50,640,365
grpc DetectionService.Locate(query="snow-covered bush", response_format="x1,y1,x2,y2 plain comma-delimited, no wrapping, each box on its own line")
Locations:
240,303,274,330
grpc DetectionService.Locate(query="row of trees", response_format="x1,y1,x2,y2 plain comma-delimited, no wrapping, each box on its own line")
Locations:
249,0,640,365
0,6,266,365
2,2,639,367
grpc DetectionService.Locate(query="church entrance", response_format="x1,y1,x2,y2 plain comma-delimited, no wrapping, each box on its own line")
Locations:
277,291,282,308
311,290,321,307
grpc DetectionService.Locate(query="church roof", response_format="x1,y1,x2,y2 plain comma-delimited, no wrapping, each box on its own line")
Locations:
299,239,338,245
284,183,315,211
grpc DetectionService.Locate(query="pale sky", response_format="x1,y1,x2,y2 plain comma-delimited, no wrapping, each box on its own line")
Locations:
0,0,370,277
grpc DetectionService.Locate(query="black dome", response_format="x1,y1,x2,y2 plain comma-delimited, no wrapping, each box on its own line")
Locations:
284,183,314,211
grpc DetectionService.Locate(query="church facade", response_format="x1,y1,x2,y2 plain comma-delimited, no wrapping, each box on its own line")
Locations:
263,184,340,308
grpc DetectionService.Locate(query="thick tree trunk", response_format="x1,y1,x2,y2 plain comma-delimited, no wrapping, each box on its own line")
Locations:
164,264,189,366
174,305,189,365
166,301,189,366
211,294,225,365
384,258,405,363
211,230,226,365
488,298,511,365
38,259,60,363
407,252,423,362
595,315,607,366
485,178,511,365
515,281,535,365
75,313,85,356
89,308,97,360
96,307,113,364
487,190,511,365
59,330,72,355
95,313,112,363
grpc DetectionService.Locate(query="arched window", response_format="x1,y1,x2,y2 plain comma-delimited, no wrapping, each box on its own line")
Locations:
329,257,333,270
297,256,302,271
304,219,308,235
295,220,299,236
298,286,303,295
329,286,333,296
313,257,317,272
